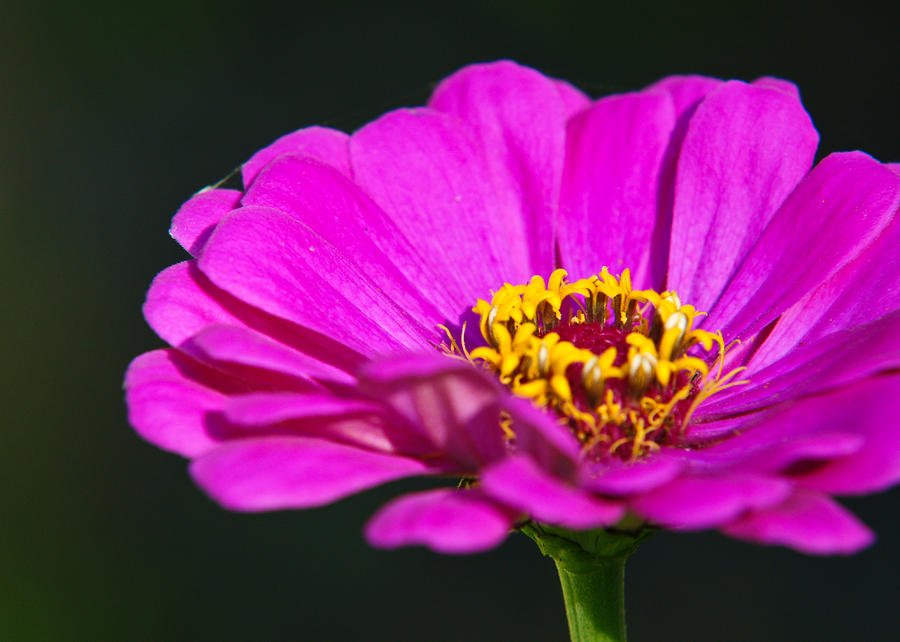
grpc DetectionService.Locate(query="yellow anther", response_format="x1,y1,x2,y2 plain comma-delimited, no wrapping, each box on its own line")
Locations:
550,374,573,402
548,268,568,292
470,346,501,367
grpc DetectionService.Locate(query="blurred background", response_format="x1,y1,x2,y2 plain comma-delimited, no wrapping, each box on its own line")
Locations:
2,1,898,640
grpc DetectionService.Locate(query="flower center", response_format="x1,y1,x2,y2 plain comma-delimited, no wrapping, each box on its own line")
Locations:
455,268,746,461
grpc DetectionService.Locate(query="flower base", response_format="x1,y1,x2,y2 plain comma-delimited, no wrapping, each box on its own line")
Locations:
521,522,654,642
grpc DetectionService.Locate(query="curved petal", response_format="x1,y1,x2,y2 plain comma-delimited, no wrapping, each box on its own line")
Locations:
189,436,432,511
501,396,581,478
429,60,571,276
688,375,900,495
703,309,900,415
578,454,685,495
365,488,517,554
125,349,230,457
723,491,874,554
748,182,900,369
359,355,508,471
198,206,435,356
170,188,241,256
553,78,591,118
481,456,624,529
630,474,791,529
667,80,818,311
648,75,721,115
144,261,363,373
350,107,530,303
241,155,458,322
791,376,900,495
221,392,433,456
242,125,350,188
710,152,900,341
186,324,354,386
558,90,675,287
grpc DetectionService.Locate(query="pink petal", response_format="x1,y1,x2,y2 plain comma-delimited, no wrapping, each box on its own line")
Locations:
558,90,675,288
224,392,381,426
365,488,517,554
222,392,432,456
350,107,530,303
578,454,685,495
752,76,800,98
723,491,874,555
186,324,354,386
359,355,508,470
429,60,571,276
710,152,900,341
688,375,900,494
124,349,228,457
190,436,431,511
242,125,350,188
553,78,591,118
241,155,458,323
630,474,791,529
501,396,581,478
143,261,363,373
198,206,435,356
792,376,900,494
667,80,818,312
703,309,900,415
747,175,900,369
170,188,242,256
648,75,722,115
481,456,624,529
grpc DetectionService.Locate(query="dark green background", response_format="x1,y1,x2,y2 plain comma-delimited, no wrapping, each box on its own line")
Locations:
3,2,898,640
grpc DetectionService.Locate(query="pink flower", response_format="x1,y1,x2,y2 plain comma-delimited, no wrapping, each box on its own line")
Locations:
126,61,900,555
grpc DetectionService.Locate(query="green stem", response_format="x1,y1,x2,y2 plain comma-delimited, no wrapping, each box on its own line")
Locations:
521,522,652,642
554,554,626,642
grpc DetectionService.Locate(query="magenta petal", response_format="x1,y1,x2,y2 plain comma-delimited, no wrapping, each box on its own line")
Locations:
648,75,721,115
198,206,435,356
429,60,571,276
143,261,362,374
710,152,900,339
365,488,516,554
350,107,530,301
723,491,874,555
221,392,433,455
791,375,900,494
667,80,818,312
241,155,458,323
630,474,791,529
144,261,233,347
559,91,675,287
704,309,900,415
553,78,591,118
687,375,900,487
579,454,685,495
124,349,225,457
752,76,800,98
481,456,624,529
188,324,354,385
190,436,431,511
224,392,380,425
360,355,508,470
170,188,242,256
501,396,580,478
242,125,350,188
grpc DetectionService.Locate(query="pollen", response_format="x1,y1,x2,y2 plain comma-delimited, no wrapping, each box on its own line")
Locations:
464,268,747,461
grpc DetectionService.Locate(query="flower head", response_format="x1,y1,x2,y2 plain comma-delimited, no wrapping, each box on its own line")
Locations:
126,61,900,555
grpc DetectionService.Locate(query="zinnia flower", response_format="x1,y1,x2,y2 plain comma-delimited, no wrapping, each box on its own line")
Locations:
126,60,900,559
